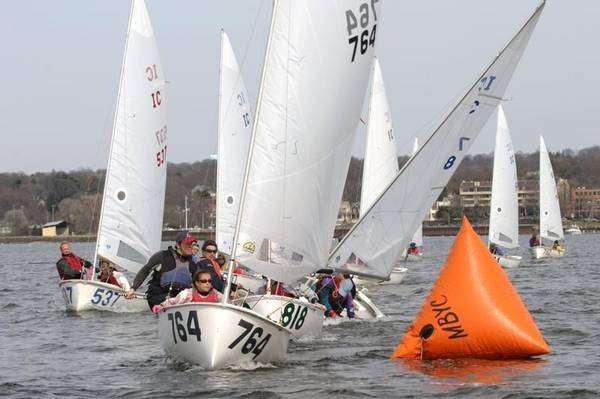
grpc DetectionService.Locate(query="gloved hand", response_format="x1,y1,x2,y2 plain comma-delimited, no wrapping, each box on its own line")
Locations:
327,309,337,318
152,304,162,314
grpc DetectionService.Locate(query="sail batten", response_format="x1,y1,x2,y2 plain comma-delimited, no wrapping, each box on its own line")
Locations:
329,2,545,279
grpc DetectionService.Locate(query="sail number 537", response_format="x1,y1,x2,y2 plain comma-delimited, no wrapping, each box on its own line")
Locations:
346,0,379,62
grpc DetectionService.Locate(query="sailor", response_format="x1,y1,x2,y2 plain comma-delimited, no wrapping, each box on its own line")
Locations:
334,273,355,318
407,242,420,255
529,233,540,247
191,241,201,263
489,243,504,256
152,270,222,313
125,231,197,309
195,239,225,293
97,258,130,290
317,274,338,317
56,241,93,280
552,240,562,251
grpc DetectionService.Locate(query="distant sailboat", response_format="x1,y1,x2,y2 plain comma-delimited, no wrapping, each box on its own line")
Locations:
488,105,522,268
353,58,407,286
531,136,565,258
59,0,167,313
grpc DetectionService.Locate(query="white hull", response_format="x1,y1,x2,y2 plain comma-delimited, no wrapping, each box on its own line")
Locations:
530,246,565,259
231,273,267,294
496,254,522,268
564,227,582,235
158,303,290,369
59,280,147,313
353,267,408,286
239,295,324,339
404,253,423,262
353,289,385,319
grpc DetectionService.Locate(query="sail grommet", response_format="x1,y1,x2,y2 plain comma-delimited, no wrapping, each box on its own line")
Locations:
116,189,127,202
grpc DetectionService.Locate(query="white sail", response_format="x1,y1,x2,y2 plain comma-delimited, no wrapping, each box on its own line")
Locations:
409,137,423,247
96,0,167,274
488,105,519,249
360,58,399,216
234,0,381,284
329,2,545,279
539,136,564,241
216,31,253,256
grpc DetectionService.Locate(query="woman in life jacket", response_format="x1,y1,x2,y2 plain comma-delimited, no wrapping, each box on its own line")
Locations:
152,270,223,313
97,258,131,290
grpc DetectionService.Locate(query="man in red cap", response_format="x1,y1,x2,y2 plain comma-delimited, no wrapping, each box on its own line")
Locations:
125,230,198,309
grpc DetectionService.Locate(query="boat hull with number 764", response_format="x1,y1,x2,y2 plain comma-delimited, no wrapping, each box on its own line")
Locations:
59,280,147,312
158,302,291,369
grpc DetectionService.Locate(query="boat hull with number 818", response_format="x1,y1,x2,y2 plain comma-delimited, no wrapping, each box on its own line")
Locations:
237,295,325,339
158,302,291,369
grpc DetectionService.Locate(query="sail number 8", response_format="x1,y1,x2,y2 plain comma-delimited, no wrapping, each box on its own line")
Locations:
281,303,308,330
346,0,378,62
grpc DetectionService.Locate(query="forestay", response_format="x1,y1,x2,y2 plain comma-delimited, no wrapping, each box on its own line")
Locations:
234,0,381,284
216,31,253,256
96,0,167,274
489,105,519,248
329,2,545,279
360,58,399,216
539,136,564,241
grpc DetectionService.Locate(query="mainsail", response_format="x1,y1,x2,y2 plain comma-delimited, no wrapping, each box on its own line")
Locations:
329,2,545,279
216,31,253,256
233,0,381,284
360,58,399,216
489,105,520,249
539,136,564,241
95,0,167,273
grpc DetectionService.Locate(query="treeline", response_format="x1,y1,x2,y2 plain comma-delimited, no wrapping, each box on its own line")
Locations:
1,146,599,235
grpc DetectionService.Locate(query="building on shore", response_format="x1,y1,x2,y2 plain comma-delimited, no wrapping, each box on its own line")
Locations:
42,220,69,237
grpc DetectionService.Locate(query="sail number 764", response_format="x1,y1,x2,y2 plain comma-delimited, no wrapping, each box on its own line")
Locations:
346,0,378,62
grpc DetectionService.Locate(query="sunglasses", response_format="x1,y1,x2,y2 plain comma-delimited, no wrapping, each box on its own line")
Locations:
204,249,217,253
197,279,212,284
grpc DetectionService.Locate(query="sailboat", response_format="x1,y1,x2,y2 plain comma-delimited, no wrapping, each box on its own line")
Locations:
214,31,324,339
329,2,545,282
488,105,522,268
352,58,407,287
402,137,424,262
531,136,565,258
59,0,167,313
157,0,379,368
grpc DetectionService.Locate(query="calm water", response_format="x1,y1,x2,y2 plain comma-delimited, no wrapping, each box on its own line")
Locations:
1,234,599,398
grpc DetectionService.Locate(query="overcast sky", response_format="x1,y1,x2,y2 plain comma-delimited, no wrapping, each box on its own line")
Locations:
2,0,598,174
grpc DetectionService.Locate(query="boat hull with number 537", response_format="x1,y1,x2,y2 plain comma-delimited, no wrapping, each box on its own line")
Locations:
158,303,291,369
238,295,325,339
59,280,147,312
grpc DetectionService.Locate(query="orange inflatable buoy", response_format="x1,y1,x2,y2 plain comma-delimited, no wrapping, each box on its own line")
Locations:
392,217,549,360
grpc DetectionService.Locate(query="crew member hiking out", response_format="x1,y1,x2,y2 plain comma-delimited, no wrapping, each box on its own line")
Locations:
125,231,197,309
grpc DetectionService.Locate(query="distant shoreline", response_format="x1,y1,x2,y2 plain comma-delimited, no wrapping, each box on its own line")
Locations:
3,223,597,244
